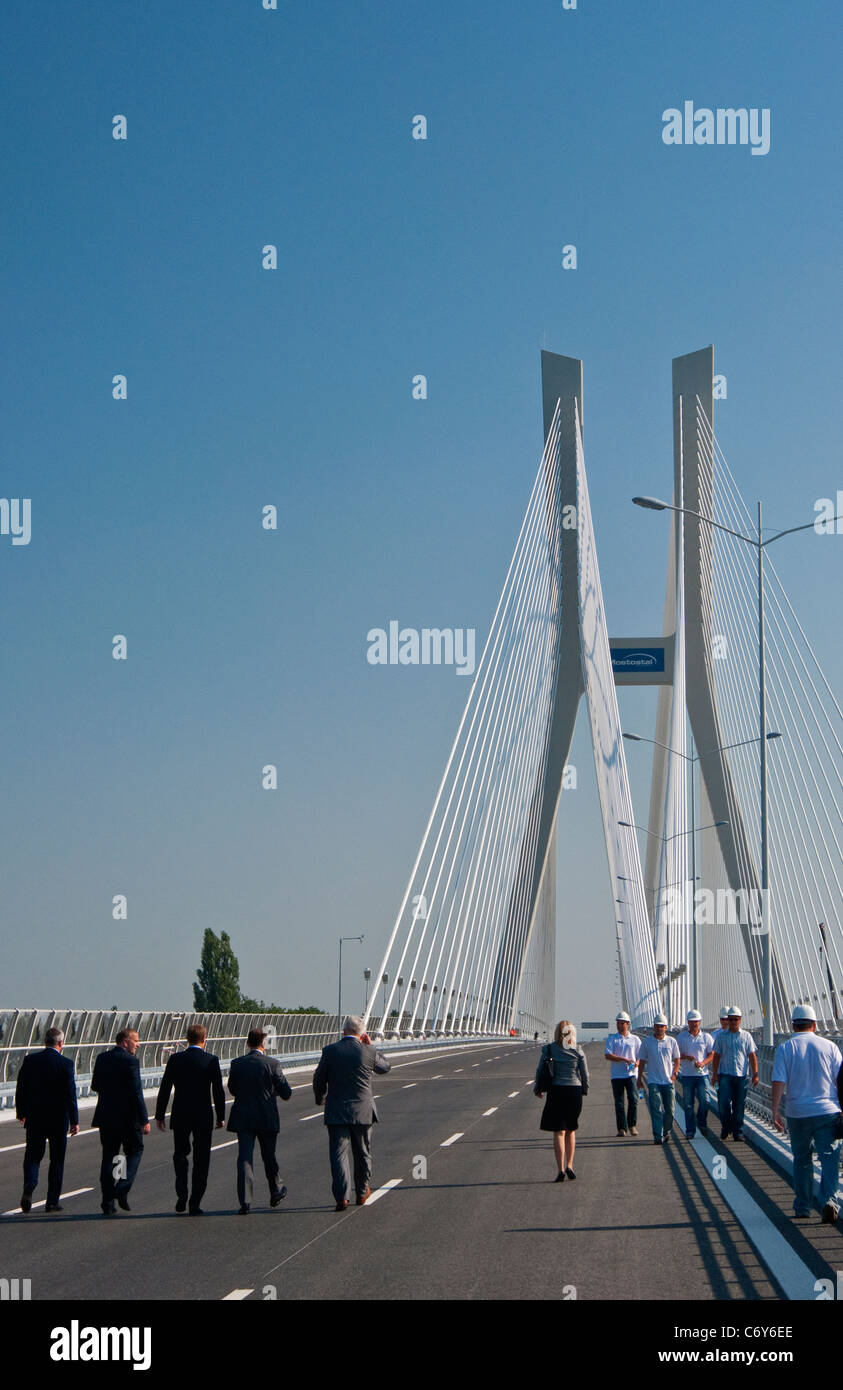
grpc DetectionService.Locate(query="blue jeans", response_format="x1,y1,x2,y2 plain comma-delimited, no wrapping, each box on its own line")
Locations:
717,1074,748,1137
648,1083,675,1140
681,1075,709,1136
787,1114,841,1216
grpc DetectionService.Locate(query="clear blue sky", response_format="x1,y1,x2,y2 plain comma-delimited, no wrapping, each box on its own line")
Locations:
2,1,840,1019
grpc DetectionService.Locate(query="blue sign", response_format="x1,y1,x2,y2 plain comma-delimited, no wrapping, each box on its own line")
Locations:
611,647,666,673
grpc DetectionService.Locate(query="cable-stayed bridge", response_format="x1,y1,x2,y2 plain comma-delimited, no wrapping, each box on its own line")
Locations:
3,351,843,1319
364,348,843,1046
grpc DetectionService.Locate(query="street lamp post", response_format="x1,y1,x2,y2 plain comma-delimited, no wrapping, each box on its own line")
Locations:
339,935,364,1036
623,730,780,1012
618,819,727,1025
632,492,834,1043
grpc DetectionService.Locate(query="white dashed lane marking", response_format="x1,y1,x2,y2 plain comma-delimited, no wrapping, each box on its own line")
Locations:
3,1186,93,1215
482,1107,498,1116
441,1133,463,1147
222,1289,253,1301
366,1179,402,1205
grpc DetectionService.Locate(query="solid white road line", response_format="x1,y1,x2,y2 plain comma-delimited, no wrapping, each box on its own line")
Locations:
4,1186,93,1215
366,1178,402,1205
222,1289,254,1301
482,1107,498,1116
298,1113,323,1122
692,1134,819,1300
441,1133,463,1147
0,1142,26,1153
211,1139,238,1150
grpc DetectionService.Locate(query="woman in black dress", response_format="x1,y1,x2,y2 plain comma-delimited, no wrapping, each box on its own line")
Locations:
534,1019,589,1180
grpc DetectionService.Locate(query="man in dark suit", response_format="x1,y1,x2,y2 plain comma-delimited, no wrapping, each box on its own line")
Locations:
227,1028,292,1214
313,1015,390,1211
155,1023,226,1215
15,1026,79,1213
91,1027,150,1215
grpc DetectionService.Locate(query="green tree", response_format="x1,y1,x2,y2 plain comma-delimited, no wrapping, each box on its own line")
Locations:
240,997,326,1014
193,929,242,1011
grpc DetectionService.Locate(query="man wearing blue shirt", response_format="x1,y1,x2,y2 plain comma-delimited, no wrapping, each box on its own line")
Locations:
711,1005,758,1141
772,1004,842,1223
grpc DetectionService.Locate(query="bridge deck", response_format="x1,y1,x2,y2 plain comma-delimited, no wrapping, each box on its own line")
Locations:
1,1043,839,1304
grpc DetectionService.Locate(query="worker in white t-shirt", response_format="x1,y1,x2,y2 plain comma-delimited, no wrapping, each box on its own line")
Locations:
604,1011,642,1137
772,1004,843,1224
675,1010,715,1138
636,1016,680,1145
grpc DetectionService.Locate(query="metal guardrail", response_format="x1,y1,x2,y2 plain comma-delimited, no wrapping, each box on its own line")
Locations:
0,1009,510,1108
663,1030,843,1125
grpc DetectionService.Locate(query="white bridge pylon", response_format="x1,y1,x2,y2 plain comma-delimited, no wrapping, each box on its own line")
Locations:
364,349,843,1038
364,353,661,1035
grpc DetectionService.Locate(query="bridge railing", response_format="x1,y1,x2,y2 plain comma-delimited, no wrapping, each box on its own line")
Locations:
0,1009,510,1107
672,1032,843,1124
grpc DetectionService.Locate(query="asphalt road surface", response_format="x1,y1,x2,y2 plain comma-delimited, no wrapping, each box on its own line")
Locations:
1,1042,840,1301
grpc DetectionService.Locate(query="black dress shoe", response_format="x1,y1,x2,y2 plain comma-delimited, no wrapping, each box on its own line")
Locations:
101,1201,116,1216
566,1167,577,1180
45,1203,63,1213
238,1205,250,1215
116,1192,131,1211
20,1190,33,1213
335,1199,349,1211
554,1170,566,1182
270,1185,287,1207
188,1207,204,1216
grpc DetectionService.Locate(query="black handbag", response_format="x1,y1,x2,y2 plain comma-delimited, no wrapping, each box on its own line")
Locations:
834,1111,843,1140
536,1044,555,1092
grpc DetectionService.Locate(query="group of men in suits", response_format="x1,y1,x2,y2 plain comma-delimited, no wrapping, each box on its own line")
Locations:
14,1015,390,1216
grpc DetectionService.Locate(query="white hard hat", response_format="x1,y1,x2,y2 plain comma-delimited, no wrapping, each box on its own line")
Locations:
653,1013,668,1026
686,1010,702,1022
616,1010,631,1022
726,1006,742,1018
792,1003,817,1022
719,1006,729,1019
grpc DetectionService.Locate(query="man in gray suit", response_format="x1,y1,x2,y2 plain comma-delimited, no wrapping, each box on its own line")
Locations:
227,1028,292,1214
313,1015,390,1210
